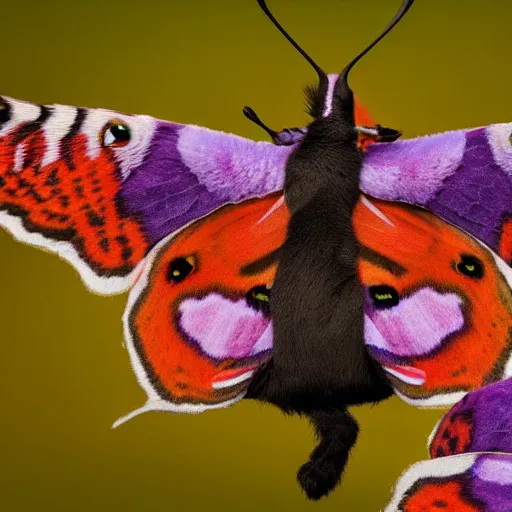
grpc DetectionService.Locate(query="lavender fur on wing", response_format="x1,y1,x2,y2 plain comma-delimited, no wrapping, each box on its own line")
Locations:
360,123,512,254
436,377,512,454
117,122,292,245
472,454,512,512
360,129,466,203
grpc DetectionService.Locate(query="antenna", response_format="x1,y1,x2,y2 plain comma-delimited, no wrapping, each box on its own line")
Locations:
336,0,415,103
243,106,279,140
256,0,327,93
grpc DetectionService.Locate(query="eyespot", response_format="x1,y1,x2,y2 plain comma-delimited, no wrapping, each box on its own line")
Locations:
509,132,512,145
246,285,271,316
456,255,484,279
369,285,400,310
166,257,195,284
101,119,131,147
0,97,11,125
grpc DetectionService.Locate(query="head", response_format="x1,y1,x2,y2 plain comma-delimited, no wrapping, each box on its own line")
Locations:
243,0,413,146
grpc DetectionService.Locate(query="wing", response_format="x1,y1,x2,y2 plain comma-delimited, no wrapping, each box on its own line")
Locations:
115,194,289,423
355,196,512,407
114,189,512,421
360,123,512,263
384,452,512,512
428,376,512,458
0,95,290,294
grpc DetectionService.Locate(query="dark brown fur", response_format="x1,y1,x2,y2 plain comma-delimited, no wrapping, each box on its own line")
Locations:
247,86,392,501
245,0,413,501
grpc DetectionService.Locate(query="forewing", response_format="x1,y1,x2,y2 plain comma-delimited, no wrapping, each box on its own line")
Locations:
0,95,289,294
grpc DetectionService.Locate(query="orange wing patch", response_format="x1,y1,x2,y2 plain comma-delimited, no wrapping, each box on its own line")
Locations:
355,198,512,404
429,411,473,458
0,100,149,294
399,479,483,512
499,217,512,264
385,454,512,512
123,194,289,411
120,191,512,412
0,130,147,272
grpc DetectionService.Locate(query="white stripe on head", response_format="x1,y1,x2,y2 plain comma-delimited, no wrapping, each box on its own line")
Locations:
322,74,339,118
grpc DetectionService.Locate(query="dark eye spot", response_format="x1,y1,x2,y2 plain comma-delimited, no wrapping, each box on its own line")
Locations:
166,257,194,283
101,120,131,147
456,255,484,279
0,97,11,125
246,285,271,316
369,285,400,310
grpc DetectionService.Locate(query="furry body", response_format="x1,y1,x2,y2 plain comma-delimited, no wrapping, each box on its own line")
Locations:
247,91,393,499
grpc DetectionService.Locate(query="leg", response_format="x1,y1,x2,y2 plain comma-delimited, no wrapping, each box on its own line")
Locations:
297,408,359,500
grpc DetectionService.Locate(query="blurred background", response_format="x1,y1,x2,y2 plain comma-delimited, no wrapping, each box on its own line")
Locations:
1,0,510,510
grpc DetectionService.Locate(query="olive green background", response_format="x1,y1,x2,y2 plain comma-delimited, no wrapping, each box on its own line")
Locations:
1,1,509,510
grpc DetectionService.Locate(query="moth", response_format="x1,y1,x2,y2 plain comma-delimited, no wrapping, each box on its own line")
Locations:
2,0,512,502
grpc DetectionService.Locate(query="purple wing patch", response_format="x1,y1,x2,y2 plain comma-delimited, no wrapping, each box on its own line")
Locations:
178,294,273,360
429,377,512,457
361,123,512,256
118,123,291,246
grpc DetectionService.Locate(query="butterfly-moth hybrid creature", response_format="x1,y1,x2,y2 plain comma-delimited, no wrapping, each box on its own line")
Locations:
4,0,512,503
